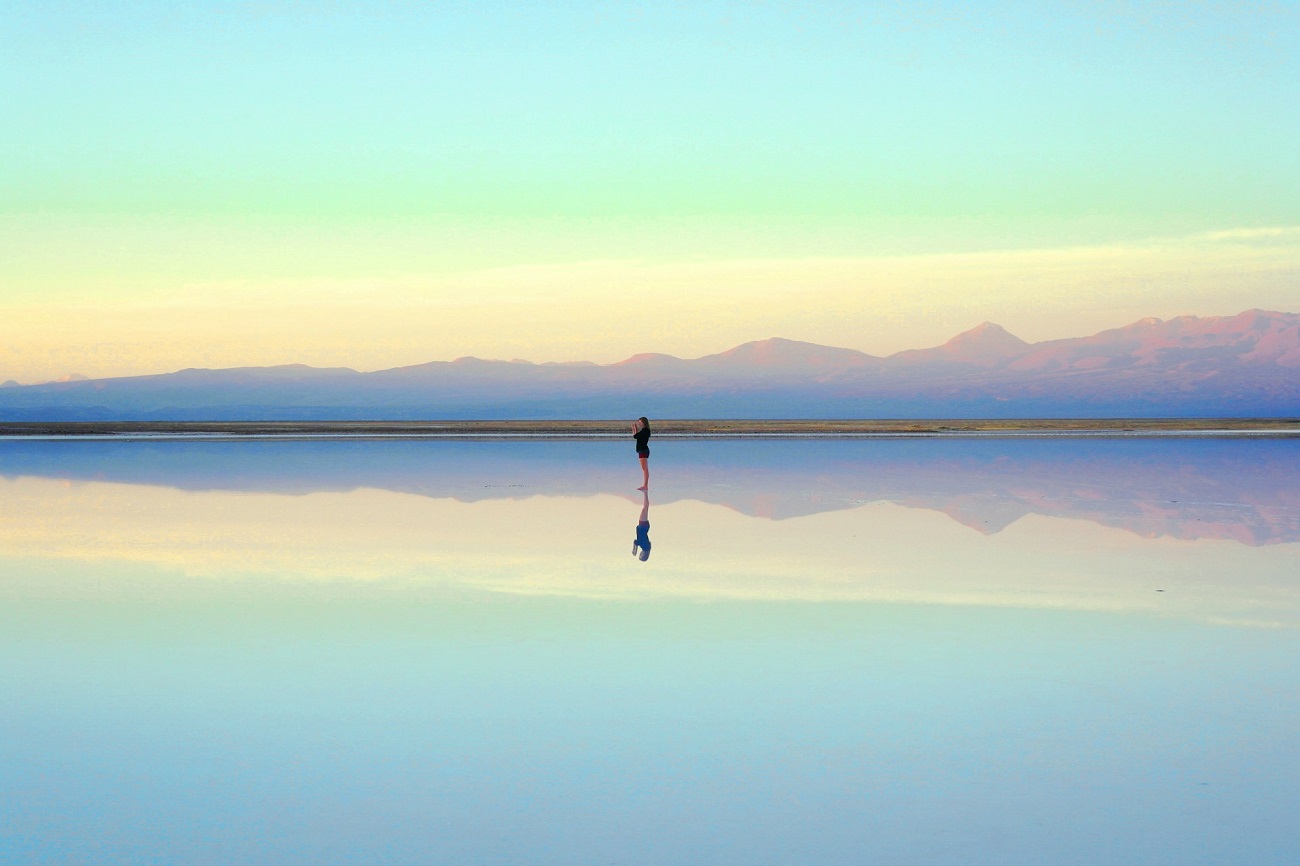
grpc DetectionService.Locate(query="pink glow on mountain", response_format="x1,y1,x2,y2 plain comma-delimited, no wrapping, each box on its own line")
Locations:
890,322,1031,368
1006,309,1300,373
613,352,687,367
697,338,877,367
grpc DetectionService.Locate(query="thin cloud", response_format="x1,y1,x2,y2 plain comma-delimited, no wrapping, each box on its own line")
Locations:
1200,226,1300,241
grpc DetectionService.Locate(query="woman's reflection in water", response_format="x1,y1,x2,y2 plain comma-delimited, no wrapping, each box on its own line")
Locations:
632,489,651,562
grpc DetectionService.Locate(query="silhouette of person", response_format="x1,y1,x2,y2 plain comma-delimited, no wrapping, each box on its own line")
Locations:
632,489,651,561
632,416,651,490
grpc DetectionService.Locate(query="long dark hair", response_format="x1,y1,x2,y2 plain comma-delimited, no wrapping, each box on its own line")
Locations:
638,416,651,433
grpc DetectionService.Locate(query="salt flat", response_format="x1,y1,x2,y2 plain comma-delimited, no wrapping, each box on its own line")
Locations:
1,437,1297,864
2,417,1299,439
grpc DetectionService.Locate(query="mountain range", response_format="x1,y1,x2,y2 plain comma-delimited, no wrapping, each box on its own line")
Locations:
2,309,1297,419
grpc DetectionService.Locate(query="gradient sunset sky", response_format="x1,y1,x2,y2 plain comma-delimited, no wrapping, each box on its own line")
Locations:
3,1,1298,383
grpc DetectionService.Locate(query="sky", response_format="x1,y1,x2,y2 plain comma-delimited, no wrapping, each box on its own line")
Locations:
2,0,1298,383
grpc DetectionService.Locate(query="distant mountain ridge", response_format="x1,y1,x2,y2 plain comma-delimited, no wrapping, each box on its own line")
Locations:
2,309,1297,419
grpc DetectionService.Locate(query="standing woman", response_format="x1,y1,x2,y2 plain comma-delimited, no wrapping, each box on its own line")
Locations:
632,416,651,490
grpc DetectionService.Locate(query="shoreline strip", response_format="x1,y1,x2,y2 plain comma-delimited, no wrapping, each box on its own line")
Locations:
2,419,1297,440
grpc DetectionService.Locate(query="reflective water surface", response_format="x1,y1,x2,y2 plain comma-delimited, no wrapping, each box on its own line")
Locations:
2,438,1298,864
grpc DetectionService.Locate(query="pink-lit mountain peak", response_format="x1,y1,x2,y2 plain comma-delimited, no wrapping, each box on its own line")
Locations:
888,321,1030,368
940,322,1029,357
613,352,686,367
699,337,877,367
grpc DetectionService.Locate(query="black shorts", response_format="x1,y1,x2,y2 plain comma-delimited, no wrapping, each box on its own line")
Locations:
637,449,650,459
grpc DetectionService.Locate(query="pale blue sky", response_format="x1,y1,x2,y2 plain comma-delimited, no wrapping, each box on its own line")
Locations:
5,1,1297,227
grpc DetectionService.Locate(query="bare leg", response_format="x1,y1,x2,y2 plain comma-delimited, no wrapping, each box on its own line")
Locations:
637,456,649,490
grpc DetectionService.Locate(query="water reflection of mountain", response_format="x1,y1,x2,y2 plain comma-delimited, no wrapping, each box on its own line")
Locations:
2,437,1296,546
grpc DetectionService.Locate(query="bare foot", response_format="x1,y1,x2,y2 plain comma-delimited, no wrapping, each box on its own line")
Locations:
636,485,647,491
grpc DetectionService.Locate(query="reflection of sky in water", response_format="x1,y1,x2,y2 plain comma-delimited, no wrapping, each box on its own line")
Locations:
1,439,1298,864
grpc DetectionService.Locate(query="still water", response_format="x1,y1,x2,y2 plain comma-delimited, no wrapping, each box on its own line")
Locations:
1,438,1297,865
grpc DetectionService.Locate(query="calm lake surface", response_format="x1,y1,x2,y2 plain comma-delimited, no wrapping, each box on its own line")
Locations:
2,437,1298,865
